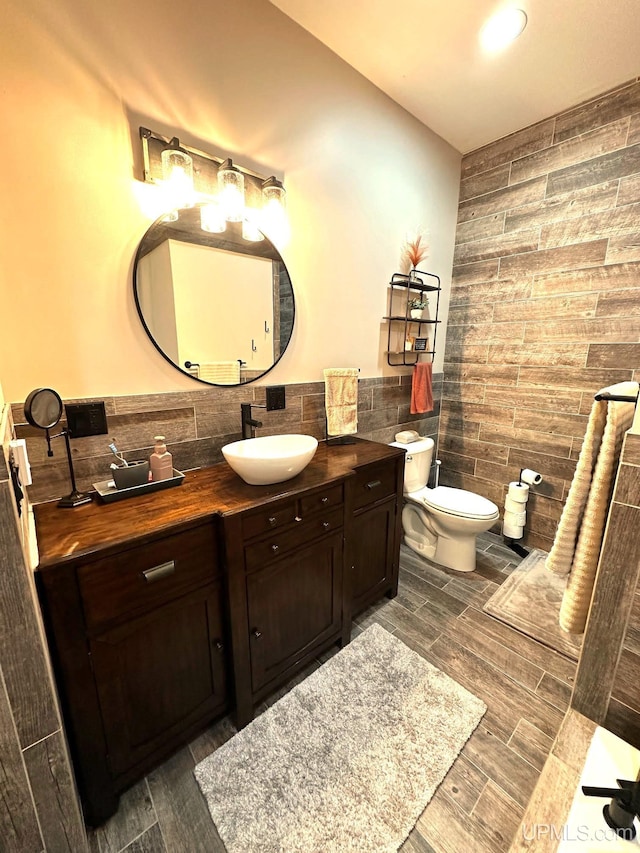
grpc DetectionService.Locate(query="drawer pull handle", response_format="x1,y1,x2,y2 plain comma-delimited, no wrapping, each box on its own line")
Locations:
295,515,303,523
268,516,277,526
366,479,382,490
322,521,330,530
271,544,280,553
142,560,175,583
321,496,329,504
252,629,262,639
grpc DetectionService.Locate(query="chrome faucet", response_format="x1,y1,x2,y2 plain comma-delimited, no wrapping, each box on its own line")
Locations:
241,402,266,440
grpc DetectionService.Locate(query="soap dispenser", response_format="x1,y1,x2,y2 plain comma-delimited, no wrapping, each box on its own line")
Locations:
150,436,173,482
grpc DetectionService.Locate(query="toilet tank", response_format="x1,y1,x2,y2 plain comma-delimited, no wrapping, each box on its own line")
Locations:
390,437,434,493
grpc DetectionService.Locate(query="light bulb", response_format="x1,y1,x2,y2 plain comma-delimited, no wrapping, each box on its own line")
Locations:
261,177,289,248
160,145,195,211
200,202,226,233
242,214,263,242
217,160,245,222
480,8,527,52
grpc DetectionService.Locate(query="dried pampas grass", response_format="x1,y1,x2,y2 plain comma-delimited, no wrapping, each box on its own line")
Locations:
401,230,429,273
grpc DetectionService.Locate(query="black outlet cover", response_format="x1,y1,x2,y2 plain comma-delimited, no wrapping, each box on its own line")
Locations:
65,402,109,438
266,386,286,411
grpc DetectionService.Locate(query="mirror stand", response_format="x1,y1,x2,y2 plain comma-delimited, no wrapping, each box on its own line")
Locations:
24,387,92,508
51,429,92,508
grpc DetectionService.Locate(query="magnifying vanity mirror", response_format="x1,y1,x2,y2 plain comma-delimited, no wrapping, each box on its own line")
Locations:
24,388,91,508
133,205,295,386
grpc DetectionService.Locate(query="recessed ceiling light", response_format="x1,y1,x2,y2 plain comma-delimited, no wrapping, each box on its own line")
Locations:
480,7,528,52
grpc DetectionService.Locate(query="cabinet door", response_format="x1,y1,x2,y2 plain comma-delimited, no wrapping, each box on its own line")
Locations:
351,498,396,615
247,532,343,692
89,582,228,778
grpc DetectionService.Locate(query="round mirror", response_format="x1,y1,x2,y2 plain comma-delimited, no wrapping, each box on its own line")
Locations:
24,388,63,429
133,205,295,386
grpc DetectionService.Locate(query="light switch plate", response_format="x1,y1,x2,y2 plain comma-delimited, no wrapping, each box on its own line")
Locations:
65,402,109,438
266,386,286,411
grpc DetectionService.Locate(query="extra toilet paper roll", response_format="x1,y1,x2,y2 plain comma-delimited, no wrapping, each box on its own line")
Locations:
507,482,529,503
520,468,542,486
505,494,527,513
503,517,525,539
504,509,527,526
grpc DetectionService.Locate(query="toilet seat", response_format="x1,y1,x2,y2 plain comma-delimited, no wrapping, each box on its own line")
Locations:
408,485,499,520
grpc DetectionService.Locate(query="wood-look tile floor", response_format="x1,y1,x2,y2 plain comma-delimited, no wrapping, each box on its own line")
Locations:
88,533,576,853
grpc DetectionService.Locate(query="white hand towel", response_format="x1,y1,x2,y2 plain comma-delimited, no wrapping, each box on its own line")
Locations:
198,361,241,384
323,368,359,436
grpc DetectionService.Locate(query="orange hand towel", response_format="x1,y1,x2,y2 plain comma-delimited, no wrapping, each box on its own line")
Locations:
410,362,433,415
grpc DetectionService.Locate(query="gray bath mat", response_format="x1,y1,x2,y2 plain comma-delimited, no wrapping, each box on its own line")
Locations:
484,548,582,660
194,623,486,853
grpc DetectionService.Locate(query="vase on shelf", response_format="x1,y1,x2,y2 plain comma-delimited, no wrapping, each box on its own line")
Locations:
409,268,422,284
410,308,423,320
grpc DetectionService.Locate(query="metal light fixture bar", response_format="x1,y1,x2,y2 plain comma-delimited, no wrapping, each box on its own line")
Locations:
139,127,273,209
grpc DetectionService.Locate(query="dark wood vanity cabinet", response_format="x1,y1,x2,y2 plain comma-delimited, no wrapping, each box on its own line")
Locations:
224,481,347,727
36,520,228,826
33,438,405,825
349,457,404,616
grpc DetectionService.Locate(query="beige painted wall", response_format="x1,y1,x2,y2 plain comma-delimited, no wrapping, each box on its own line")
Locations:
1,0,460,403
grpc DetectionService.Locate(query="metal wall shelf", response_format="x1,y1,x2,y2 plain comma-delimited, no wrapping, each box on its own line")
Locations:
383,270,441,366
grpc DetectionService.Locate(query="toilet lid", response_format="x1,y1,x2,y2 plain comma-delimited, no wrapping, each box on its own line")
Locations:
420,486,499,520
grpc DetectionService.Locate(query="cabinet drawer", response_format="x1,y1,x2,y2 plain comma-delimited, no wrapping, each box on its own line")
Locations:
352,461,398,510
244,507,343,573
241,499,299,540
299,483,343,516
78,524,219,631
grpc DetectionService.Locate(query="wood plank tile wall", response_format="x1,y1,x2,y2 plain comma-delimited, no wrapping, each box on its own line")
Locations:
443,78,640,550
570,430,640,746
14,374,443,503
0,406,87,851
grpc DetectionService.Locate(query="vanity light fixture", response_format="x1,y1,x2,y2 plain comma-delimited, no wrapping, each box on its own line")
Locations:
261,176,289,247
139,127,290,245
160,138,195,210
262,176,286,212
242,213,264,242
217,159,245,222
200,201,226,233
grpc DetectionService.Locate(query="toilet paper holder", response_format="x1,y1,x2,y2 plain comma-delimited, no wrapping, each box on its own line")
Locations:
503,468,543,559
518,468,542,487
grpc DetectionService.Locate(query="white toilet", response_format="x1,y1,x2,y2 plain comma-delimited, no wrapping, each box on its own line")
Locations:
391,436,500,573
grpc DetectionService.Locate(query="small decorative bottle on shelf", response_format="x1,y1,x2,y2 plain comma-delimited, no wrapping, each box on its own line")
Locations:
149,435,173,481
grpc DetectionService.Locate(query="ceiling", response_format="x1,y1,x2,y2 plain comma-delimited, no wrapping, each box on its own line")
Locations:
268,0,640,153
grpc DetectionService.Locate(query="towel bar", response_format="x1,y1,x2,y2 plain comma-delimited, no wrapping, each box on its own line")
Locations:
594,391,639,402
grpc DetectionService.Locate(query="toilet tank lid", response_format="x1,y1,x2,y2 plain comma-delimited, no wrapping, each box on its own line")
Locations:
390,437,434,452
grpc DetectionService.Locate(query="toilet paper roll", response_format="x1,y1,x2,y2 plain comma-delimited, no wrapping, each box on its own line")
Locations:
503,517,525,539
504,509,527,526
504,494,526,513
520,468,542,486
507,482,530,503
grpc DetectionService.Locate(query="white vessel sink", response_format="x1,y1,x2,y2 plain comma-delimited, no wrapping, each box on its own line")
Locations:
222,434,319,485
559,726,640,851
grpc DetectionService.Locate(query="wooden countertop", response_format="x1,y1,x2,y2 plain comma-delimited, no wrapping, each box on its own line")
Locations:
34,438,405,570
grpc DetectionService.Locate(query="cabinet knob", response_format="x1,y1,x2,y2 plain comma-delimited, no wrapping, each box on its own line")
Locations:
322,521,330,530
268,516,277,526
366,479,382,490
321,496,329,504
294,515,303,523
213,640,224,651
271,544,280,553
252,628,262,639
